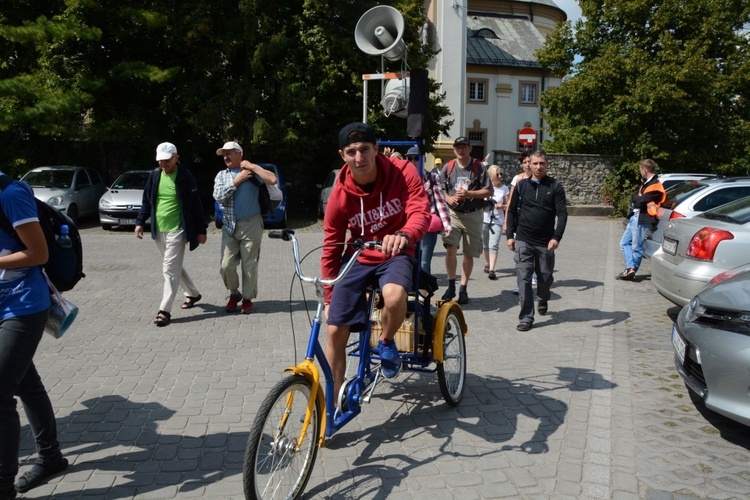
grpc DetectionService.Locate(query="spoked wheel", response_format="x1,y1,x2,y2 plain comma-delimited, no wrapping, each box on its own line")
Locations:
437,310,467,406
243,375,321,499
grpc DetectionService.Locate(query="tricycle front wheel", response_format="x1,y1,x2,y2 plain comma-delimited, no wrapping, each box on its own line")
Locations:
437,310,467,406
243,375,320,499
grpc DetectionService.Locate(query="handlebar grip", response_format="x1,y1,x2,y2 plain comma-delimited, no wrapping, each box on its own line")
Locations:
268,229,295,241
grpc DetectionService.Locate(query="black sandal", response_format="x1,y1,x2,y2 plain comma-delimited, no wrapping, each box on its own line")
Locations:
154,310,171,326
181,294,202,309
15,457,69,493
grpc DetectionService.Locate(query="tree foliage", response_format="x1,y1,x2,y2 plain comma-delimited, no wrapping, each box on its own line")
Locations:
537,0,750,175
0,0,451,207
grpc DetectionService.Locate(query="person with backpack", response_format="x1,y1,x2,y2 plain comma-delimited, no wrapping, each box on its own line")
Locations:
506,150,568,331
0,172,68,498
439,136,493,304
135,142,208,327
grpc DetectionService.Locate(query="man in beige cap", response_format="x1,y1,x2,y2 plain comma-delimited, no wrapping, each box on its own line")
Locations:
213,141,278,314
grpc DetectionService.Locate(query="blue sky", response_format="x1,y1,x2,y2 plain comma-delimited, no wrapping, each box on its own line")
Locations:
556,0,582,24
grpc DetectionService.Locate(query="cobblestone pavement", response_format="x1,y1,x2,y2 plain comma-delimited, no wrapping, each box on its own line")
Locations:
17,216,750,499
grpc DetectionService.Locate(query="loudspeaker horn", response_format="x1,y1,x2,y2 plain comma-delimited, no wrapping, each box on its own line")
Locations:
355,5,407,62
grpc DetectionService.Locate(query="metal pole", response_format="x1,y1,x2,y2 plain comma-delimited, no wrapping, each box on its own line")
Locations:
363,79,368,123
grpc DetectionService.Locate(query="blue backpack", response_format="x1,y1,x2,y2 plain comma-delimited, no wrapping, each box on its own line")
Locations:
0,175,84,292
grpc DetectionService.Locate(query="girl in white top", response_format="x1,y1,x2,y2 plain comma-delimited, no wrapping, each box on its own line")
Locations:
482,165,510,280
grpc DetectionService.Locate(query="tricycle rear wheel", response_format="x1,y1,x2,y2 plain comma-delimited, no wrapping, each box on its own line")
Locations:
437,310,467,406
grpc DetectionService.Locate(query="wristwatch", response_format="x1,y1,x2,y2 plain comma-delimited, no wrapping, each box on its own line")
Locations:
394,231,410,246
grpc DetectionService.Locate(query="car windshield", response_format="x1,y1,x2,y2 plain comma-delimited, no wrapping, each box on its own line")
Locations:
22,170,74,189
112,172,150,189
663,181,709,208
699,196,750,224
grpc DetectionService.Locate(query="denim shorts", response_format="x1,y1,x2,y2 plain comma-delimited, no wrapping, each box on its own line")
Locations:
327,254,415,332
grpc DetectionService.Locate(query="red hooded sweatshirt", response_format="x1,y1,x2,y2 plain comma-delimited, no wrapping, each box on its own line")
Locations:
321,153,430,302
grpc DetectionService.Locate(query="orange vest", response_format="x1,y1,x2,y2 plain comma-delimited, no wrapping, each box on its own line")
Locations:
639,182,666,217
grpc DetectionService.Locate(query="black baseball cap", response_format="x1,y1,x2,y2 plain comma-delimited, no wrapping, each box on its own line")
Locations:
339,122,377,149
453,136,470,146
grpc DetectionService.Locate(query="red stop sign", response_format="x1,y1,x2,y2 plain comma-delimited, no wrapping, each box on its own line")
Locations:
518,127,537,146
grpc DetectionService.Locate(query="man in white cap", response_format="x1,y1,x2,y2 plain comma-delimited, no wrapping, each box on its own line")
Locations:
135,142,208,327
213,141,278,313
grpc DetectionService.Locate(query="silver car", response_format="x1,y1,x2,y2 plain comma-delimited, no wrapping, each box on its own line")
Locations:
658,173,717,190
98,170,152,230
652,195,750,306
644,177,750,258
21,165,108,222
317,169,340,218
672,263,750,426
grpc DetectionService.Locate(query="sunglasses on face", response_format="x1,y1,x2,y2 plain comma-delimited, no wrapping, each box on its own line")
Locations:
407,155,419,161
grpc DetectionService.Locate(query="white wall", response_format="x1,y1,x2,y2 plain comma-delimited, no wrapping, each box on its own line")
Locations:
464,72,562,151
435,0,468,140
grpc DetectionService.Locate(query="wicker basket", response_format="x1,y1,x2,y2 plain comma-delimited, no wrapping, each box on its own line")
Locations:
370,308,427,353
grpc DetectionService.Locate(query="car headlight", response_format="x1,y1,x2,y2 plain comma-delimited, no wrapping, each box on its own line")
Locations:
46,196,64,207
684,296,705,323
99,198,114,208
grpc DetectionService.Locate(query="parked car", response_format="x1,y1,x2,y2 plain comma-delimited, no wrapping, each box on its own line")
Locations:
652,195,750,306
317,169,340,218
98,170,152,230
658,173,718,190
214,163,287,228
20,165,108,222
644,177,750,258
672,262,750,426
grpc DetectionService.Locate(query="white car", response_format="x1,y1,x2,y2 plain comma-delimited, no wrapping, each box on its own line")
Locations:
98,170,152,230
658,173,717,190
21,165,108,222
644,177,750,258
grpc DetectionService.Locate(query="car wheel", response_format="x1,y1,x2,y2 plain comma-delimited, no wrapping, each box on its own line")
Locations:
101,223,112,230
66,204,79,223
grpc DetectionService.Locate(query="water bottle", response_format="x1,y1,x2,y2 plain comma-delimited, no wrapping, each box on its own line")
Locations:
57,224,73,249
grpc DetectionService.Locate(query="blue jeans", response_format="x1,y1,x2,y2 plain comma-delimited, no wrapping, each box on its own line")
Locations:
420,232,439,276
620,215,649,271
0,309,62,491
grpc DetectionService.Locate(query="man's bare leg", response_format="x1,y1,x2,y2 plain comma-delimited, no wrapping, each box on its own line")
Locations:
461,254,474,286
325,324,350,404
379,283,407,343
444,244,458,280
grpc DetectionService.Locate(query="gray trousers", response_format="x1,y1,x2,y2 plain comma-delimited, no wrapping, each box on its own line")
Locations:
514,240,555,324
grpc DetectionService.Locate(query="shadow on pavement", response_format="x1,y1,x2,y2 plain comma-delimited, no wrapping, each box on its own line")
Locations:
19,395,248,498
552,278,603,291
308,366,616,498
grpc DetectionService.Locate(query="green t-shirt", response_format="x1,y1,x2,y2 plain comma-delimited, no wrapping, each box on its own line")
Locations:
155,168,181,232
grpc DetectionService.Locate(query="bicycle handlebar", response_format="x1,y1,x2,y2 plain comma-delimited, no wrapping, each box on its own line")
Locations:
268,230,382,286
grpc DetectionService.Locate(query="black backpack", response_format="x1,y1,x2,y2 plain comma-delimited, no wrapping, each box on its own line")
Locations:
0,175,84,292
